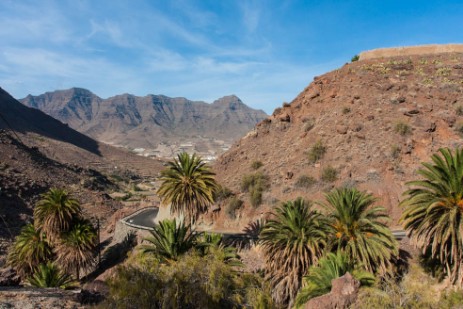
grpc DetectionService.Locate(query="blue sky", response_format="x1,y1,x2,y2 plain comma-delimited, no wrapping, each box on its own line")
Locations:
1,0,462,114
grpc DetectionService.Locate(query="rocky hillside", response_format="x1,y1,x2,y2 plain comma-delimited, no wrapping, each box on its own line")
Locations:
0,87,164,239
20,89,267,157
213,49,463,230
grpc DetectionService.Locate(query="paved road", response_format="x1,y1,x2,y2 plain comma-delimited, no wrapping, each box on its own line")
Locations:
121,208,408,241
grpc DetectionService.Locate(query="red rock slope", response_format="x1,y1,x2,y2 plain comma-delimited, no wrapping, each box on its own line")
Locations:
213,49,463,230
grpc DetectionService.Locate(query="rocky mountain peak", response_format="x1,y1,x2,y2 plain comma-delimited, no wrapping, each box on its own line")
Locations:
20,90,268,154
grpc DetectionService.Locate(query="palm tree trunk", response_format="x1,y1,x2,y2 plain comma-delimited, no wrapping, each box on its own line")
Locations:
155,204,172,224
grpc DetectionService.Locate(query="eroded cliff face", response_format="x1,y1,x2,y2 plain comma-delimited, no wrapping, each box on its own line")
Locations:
213,50,463,230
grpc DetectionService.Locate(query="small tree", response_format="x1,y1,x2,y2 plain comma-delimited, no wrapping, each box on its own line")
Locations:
28,262,75,289
7,224,53,277
55,218,98,279
34,188,81,242
294,252,374,307
319,187,398,273
259,198,328,306
401,148,463,285
308,140,326,163
141,218,196,263
157,152,218,223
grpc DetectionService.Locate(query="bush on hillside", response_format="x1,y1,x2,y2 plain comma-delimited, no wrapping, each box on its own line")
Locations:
241,172,269,208
321,166,337,182
251,160,264,170
103,251,275,309
308,140,326,163
226,197,243,219
295,175,317,189
394,122,411,136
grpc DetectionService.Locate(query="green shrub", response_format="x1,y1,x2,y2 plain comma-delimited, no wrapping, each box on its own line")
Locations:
103,251,274,309
440,289,463,308
342,107,351,114
251,160,264,170
226,197,243,219
436,67,451,77
295,175,317,189
28,262,75,289
250,189,263,208
353,264,448,309
351,54,360,62
394,122,411,136
241,172,269,208
321,166,337,182
241,172,268,192
308,140,326,163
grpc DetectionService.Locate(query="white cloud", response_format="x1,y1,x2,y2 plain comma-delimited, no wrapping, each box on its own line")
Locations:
0,1,344,114
240,1,261,33
0,2,72,45
145,49,188,72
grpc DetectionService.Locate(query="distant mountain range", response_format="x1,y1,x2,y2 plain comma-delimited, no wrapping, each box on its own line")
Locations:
20,88,268,151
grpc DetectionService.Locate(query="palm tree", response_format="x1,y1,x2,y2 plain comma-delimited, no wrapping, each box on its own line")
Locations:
259,198,328,306
54,218,97,279
156,152,218,223
7,224,53,277
196,232,241,266
34,188,81,241
294,252,374,308
141,218,196,263
319,187,398,273
400,147,463,285
28,262,75,289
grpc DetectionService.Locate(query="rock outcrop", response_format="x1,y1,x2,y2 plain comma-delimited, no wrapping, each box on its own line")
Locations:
304,273,360,309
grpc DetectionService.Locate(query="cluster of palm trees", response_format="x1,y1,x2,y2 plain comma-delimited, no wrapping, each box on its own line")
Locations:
8,188,98,287
9,145,463,305
259,190,398,307
154,152,397,306
155,148,463,307
140,217,240,266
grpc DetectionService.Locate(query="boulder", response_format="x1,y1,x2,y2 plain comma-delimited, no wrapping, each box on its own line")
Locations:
304,272,360,309
336,125,348,134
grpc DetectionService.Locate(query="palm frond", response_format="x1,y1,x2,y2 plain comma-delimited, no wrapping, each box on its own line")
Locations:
156,152,218,223
400,147,463,285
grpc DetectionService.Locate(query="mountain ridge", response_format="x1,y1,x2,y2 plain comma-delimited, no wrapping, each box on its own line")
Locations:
20,89,267,154
212,50,463,231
